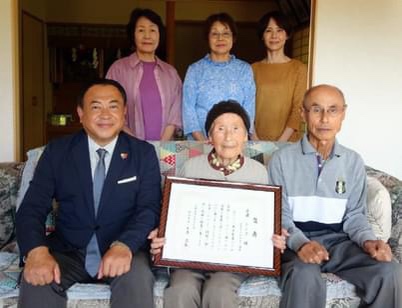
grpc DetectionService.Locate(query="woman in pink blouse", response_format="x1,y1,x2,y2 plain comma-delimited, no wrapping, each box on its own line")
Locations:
107,8,182,141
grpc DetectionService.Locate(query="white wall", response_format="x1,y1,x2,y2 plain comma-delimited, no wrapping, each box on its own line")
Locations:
0,0,18,162
312,0,402,179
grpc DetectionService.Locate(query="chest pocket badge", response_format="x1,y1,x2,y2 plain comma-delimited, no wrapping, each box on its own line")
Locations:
335,179,346,194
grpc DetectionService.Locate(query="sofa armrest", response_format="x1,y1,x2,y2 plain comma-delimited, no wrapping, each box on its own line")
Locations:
366,166,402,263
0,162,25,249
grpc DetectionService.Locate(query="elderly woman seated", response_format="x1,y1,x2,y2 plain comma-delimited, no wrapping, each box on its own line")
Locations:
149,100,287,308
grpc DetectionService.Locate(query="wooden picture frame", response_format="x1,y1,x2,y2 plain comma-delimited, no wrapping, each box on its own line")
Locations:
153,176,282,276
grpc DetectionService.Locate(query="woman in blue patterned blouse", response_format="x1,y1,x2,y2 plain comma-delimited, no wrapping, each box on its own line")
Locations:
182,13,256,140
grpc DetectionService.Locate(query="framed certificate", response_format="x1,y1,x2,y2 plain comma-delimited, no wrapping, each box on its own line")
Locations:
153,176,282,276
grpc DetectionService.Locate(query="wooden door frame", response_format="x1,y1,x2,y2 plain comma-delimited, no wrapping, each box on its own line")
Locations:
20,10,46,160
307,0,316,87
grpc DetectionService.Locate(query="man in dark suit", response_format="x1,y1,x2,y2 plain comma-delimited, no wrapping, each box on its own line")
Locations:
16,79,161,308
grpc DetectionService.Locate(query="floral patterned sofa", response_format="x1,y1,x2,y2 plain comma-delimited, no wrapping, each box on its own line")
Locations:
0,140,401,308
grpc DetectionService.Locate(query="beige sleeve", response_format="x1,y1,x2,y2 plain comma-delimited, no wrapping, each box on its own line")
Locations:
285,63,308,131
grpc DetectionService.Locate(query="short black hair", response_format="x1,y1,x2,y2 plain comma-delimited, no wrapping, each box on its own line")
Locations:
204,12,238,42
77,79,127,108
127,8,166,54
257,11,293,40
205,100,250,136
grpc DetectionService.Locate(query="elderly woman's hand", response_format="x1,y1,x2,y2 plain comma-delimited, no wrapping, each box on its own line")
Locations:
147,228,165,259
272,228,289,253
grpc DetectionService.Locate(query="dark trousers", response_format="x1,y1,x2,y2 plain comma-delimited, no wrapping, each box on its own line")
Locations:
279,232,402,308
18,249,154,308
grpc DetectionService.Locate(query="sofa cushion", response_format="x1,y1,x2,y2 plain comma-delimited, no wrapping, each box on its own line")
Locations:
0,252,361,307
16,147,45,212
366,166,402,262
15,147,56,234
149,141,280,180
0,163,23,249
366,176,392,241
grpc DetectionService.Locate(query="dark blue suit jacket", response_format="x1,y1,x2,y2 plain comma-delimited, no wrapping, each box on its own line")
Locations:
16,130,161,259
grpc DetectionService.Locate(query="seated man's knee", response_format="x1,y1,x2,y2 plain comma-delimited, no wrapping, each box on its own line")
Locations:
291,260,321,279
164,270,202,304
132,252,153,279
202,272,243,305
377,261,402,283
395,262,402,280
18,275,67,308
283,260,324,290
164,283,200,303
116,266,154,291
205,272,243,291
112,253,154,292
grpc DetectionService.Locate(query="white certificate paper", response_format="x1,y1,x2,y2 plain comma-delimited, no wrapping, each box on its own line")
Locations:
155,177,281,275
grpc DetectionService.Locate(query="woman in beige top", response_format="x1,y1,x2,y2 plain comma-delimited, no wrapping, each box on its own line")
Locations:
252,11,307,142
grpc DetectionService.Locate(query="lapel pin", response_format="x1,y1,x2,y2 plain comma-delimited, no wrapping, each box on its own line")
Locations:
120,152,128,160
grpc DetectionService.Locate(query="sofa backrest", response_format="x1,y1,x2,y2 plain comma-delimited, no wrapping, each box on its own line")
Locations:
148,141,281,181
12,141,281,240
16,141,281,204
5,141,401,255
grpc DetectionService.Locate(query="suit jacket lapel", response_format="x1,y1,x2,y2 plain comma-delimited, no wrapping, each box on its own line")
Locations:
71,131,95,217
97,134,130,218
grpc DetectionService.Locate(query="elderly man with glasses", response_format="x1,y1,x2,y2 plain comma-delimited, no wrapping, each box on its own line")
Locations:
268,84,402,308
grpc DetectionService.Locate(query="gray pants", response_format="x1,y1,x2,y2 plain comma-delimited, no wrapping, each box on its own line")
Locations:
164,269,247,308
280,233,402,308
18,250,154,308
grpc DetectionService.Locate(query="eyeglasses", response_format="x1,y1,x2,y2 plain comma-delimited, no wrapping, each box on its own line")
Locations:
209,31,232,39
304,105,347,117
